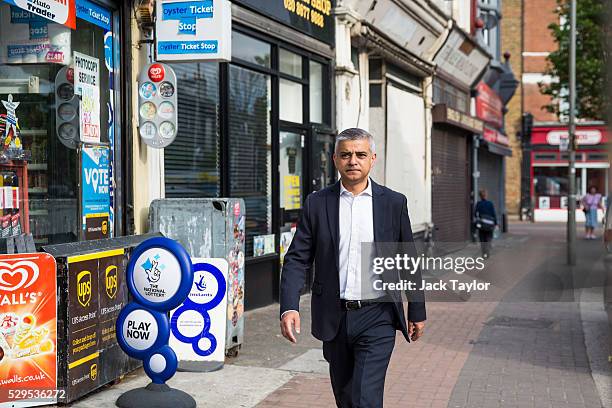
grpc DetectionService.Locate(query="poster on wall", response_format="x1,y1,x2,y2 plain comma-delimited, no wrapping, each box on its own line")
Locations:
0,0,76,29
539,196,550,210
81,145,110,240
155,0,231,62
0,3,72,64
74,52,100,144
283,175,301,210
0,253,59,405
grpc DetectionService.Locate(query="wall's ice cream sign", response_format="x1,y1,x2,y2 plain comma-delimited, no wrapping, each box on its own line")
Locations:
0,253,58,404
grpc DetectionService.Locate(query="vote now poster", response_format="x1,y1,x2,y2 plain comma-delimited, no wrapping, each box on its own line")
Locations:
81,145,110,241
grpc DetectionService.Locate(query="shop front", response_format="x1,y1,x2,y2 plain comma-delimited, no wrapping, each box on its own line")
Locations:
530,123,609,222
431,103,485,243
162,1,335,308
431,26,490,243
0,0,127,247
474,81,513,229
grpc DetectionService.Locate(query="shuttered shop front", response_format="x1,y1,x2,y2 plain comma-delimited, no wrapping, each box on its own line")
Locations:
431,127,471,243
478,149,503,225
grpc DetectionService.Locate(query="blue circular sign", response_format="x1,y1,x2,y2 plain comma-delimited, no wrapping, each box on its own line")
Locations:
126,237,194,312
116,302,169,361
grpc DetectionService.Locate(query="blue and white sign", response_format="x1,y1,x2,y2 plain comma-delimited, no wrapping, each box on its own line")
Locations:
170,258,228,365
117,237,194,385
81,145,110,229
76,0,111,31
155,0,231,62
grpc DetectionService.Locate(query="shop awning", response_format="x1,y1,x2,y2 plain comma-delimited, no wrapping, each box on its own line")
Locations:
486,141,512,156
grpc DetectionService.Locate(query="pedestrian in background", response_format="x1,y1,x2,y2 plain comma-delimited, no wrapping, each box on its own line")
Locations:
475,189,497,259
581,186,602,239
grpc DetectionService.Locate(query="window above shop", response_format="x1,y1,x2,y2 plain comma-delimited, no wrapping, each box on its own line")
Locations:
279,48,302,79
232,31,271,68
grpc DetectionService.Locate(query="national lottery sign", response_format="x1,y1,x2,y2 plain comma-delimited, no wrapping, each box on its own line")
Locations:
1,0,77,29
117,237,194,384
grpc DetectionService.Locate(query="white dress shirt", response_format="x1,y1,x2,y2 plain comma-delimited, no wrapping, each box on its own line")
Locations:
339,179,379,300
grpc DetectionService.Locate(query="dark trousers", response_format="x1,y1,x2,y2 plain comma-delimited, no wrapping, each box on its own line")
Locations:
479,229,494,256
322,302,396,408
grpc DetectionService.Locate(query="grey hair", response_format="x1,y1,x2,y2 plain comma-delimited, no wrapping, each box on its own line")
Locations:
334,128,376,154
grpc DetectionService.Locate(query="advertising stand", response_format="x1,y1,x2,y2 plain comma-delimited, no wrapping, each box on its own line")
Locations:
149,198,245,360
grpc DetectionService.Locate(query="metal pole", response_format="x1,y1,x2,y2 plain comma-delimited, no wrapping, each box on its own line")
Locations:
567,0,577,265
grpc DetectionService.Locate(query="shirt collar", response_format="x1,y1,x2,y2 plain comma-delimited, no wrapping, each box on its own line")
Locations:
340,178,372,197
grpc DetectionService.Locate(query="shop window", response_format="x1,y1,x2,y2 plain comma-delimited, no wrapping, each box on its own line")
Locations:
279,48,302,78
534,167,569,199
0,2,119,246
164,63,220,198
231,31,271,68
351,47,360,71
228,65,272,255
309,60,323,123
587,153,608,161
369,58,382,80
369,84,382,107
279,78,303,123
279,132,303,210
534,153,557,161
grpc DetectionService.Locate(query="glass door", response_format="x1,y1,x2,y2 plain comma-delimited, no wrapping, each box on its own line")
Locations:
279,130,304,228
310,131,336,193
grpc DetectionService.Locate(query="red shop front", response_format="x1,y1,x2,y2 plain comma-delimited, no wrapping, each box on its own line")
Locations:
530,123,609,221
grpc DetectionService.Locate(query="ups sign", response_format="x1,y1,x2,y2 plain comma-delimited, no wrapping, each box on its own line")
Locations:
77,270,92,307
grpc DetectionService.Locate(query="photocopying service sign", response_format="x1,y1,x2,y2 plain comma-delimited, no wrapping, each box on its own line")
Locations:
74,52,101,144
155,0,231,62
1,0,77,29
81,145,110,240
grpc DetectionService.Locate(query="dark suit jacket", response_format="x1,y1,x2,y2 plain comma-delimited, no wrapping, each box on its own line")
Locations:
280,180,426,342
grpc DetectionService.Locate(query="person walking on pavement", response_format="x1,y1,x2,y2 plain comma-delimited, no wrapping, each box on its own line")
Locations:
581,186,603,239
475,189,497,259
279,128,426,408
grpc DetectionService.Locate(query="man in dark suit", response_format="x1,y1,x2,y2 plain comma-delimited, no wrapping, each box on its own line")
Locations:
280,128,426,408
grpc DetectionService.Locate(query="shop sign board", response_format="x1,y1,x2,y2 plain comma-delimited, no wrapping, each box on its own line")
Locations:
66,249,127,402
0,252,58,406
75,0,110,31
137,63,179,148
1,0,76,29
432,104,484,134
476,82,504,129
233,0,333,46
433,28,490,87
547,129,603,146
483,126,510,147
170,259,228,366
155,0,231,62
0,3,72,65
74,52,100,144
81,145,110,240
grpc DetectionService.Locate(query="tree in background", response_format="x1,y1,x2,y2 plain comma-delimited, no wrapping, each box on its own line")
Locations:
540,0,608,121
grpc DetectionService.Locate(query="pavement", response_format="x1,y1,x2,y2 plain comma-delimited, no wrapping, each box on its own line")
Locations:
64,221,611,408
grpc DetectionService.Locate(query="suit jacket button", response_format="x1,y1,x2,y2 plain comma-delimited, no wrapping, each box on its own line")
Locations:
335,290,340,296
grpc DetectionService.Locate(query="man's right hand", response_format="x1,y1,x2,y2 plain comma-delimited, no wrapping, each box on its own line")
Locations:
280,311,301,343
